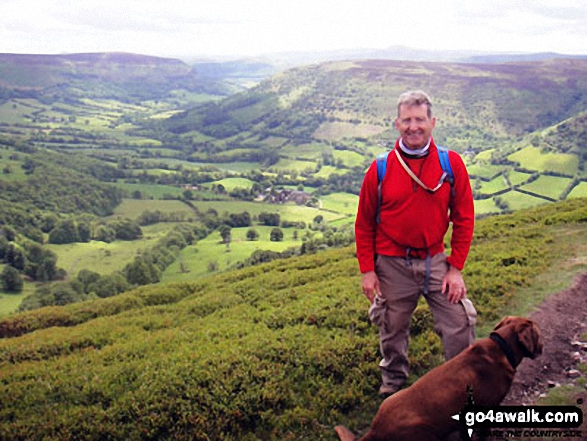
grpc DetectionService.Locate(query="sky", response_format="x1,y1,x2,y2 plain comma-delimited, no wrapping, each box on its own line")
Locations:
1,0,586,60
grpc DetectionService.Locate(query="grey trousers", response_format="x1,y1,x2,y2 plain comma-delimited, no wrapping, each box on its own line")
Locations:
369,253,477,389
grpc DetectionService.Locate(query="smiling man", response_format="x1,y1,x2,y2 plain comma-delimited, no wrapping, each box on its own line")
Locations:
355,90,477,398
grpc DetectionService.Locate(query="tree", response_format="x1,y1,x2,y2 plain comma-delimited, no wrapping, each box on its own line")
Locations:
259,212,280,226
24,252,58,282
1,265,23,293
94,225,116,243
182,189,193,200
6,244,26,271
227,212,251,228
48,219,79,244
125,258,160,286
77,221,92,243
113,219,143,241
88,273,129,298
219,225,232,245
270,227,284,242
246,228,259,241
77,269,101,293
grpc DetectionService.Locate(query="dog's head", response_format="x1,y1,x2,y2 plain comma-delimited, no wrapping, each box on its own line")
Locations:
493,316,542,359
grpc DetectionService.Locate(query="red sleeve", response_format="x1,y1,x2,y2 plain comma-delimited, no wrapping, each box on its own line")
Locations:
354,161,380,273
446,151,475,270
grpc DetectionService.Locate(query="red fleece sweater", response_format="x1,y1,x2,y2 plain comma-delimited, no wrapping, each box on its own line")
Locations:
355,139,474,273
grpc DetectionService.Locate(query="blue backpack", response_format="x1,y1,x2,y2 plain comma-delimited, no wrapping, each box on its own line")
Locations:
375,147,455,223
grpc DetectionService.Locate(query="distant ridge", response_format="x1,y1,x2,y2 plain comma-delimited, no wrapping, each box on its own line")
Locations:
461,52,587,64
197,46,587,68
0,51,228,97
0,52,186,66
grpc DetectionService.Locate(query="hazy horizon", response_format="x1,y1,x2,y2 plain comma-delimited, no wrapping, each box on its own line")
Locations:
1,0,586,60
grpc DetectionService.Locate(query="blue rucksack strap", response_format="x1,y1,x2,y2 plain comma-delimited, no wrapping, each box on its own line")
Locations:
376,152,389,224
437,146,455,197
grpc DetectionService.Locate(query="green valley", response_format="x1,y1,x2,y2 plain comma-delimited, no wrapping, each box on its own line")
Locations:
1,52,586,315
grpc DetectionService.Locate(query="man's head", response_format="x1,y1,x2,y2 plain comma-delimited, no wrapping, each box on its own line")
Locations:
395,90,436,150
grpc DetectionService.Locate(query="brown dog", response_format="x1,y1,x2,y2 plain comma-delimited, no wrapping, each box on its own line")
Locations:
335,316,542,441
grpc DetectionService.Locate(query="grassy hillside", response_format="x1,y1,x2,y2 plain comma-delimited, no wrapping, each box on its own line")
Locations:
0,198,585,440
165,59,587,150
0,52,226,98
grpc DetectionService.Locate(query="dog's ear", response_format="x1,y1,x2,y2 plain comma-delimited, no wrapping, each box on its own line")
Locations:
493,316,515,331
518,320,542,359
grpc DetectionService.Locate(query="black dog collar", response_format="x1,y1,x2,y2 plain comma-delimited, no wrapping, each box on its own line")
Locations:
490,332,518,369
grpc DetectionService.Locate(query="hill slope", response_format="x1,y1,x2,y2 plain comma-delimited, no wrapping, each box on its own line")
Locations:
164,58,587,152
0,52,227,100
0,198,585,440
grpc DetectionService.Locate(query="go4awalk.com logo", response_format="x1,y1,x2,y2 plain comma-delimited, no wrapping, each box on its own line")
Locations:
452,403,584,439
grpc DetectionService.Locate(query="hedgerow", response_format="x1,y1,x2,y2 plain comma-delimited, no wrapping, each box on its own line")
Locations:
0,198,585,440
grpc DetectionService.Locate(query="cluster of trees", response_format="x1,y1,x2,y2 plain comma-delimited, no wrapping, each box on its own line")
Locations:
0,235,62,293
47,218,143,245
136,210,194,226
2,165,123,217
19,223,208,310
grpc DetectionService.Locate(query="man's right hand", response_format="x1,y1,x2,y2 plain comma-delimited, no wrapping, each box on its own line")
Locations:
361,271,380,304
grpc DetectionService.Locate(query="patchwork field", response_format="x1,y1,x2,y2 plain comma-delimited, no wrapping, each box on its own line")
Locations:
519,175,573,200
508,146,579,175
110,199,194,220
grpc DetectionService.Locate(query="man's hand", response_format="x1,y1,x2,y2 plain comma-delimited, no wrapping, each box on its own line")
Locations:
361,271,380,304
442,265,467,304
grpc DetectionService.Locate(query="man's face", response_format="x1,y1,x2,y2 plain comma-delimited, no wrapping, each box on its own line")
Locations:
395,104,436,150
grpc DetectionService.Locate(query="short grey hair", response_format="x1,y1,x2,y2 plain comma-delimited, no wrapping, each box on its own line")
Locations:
397,90,433,118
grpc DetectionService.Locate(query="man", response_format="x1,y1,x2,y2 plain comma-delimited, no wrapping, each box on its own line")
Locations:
355,90,477,398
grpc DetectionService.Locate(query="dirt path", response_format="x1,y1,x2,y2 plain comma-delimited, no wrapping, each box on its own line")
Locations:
485,271,587,440
502,271,587,406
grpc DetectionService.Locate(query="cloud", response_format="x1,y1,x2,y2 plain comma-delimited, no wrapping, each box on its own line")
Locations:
0,0,586,57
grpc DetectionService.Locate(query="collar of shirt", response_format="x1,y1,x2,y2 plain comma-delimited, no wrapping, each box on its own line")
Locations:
399,138,431,157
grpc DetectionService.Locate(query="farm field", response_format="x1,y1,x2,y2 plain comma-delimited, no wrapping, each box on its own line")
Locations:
110,199,195,220
519,175,573,200
0,148,29,182
507,170,534,186
0,286,34,318
187,200,345,224
478,174,509,194
0,264,37,317
114,183,187,200
332,149,366,168
47,223,181,276
508,146,579,175
212,177,255,191
568,182,587,198
0,97,162,147
466,162,502,179
499,190,550,211
162,225,300,282
474,198,500,216
320,192,359,216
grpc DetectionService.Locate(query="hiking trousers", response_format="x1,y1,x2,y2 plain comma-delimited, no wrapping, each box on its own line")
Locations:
370,253,477,389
